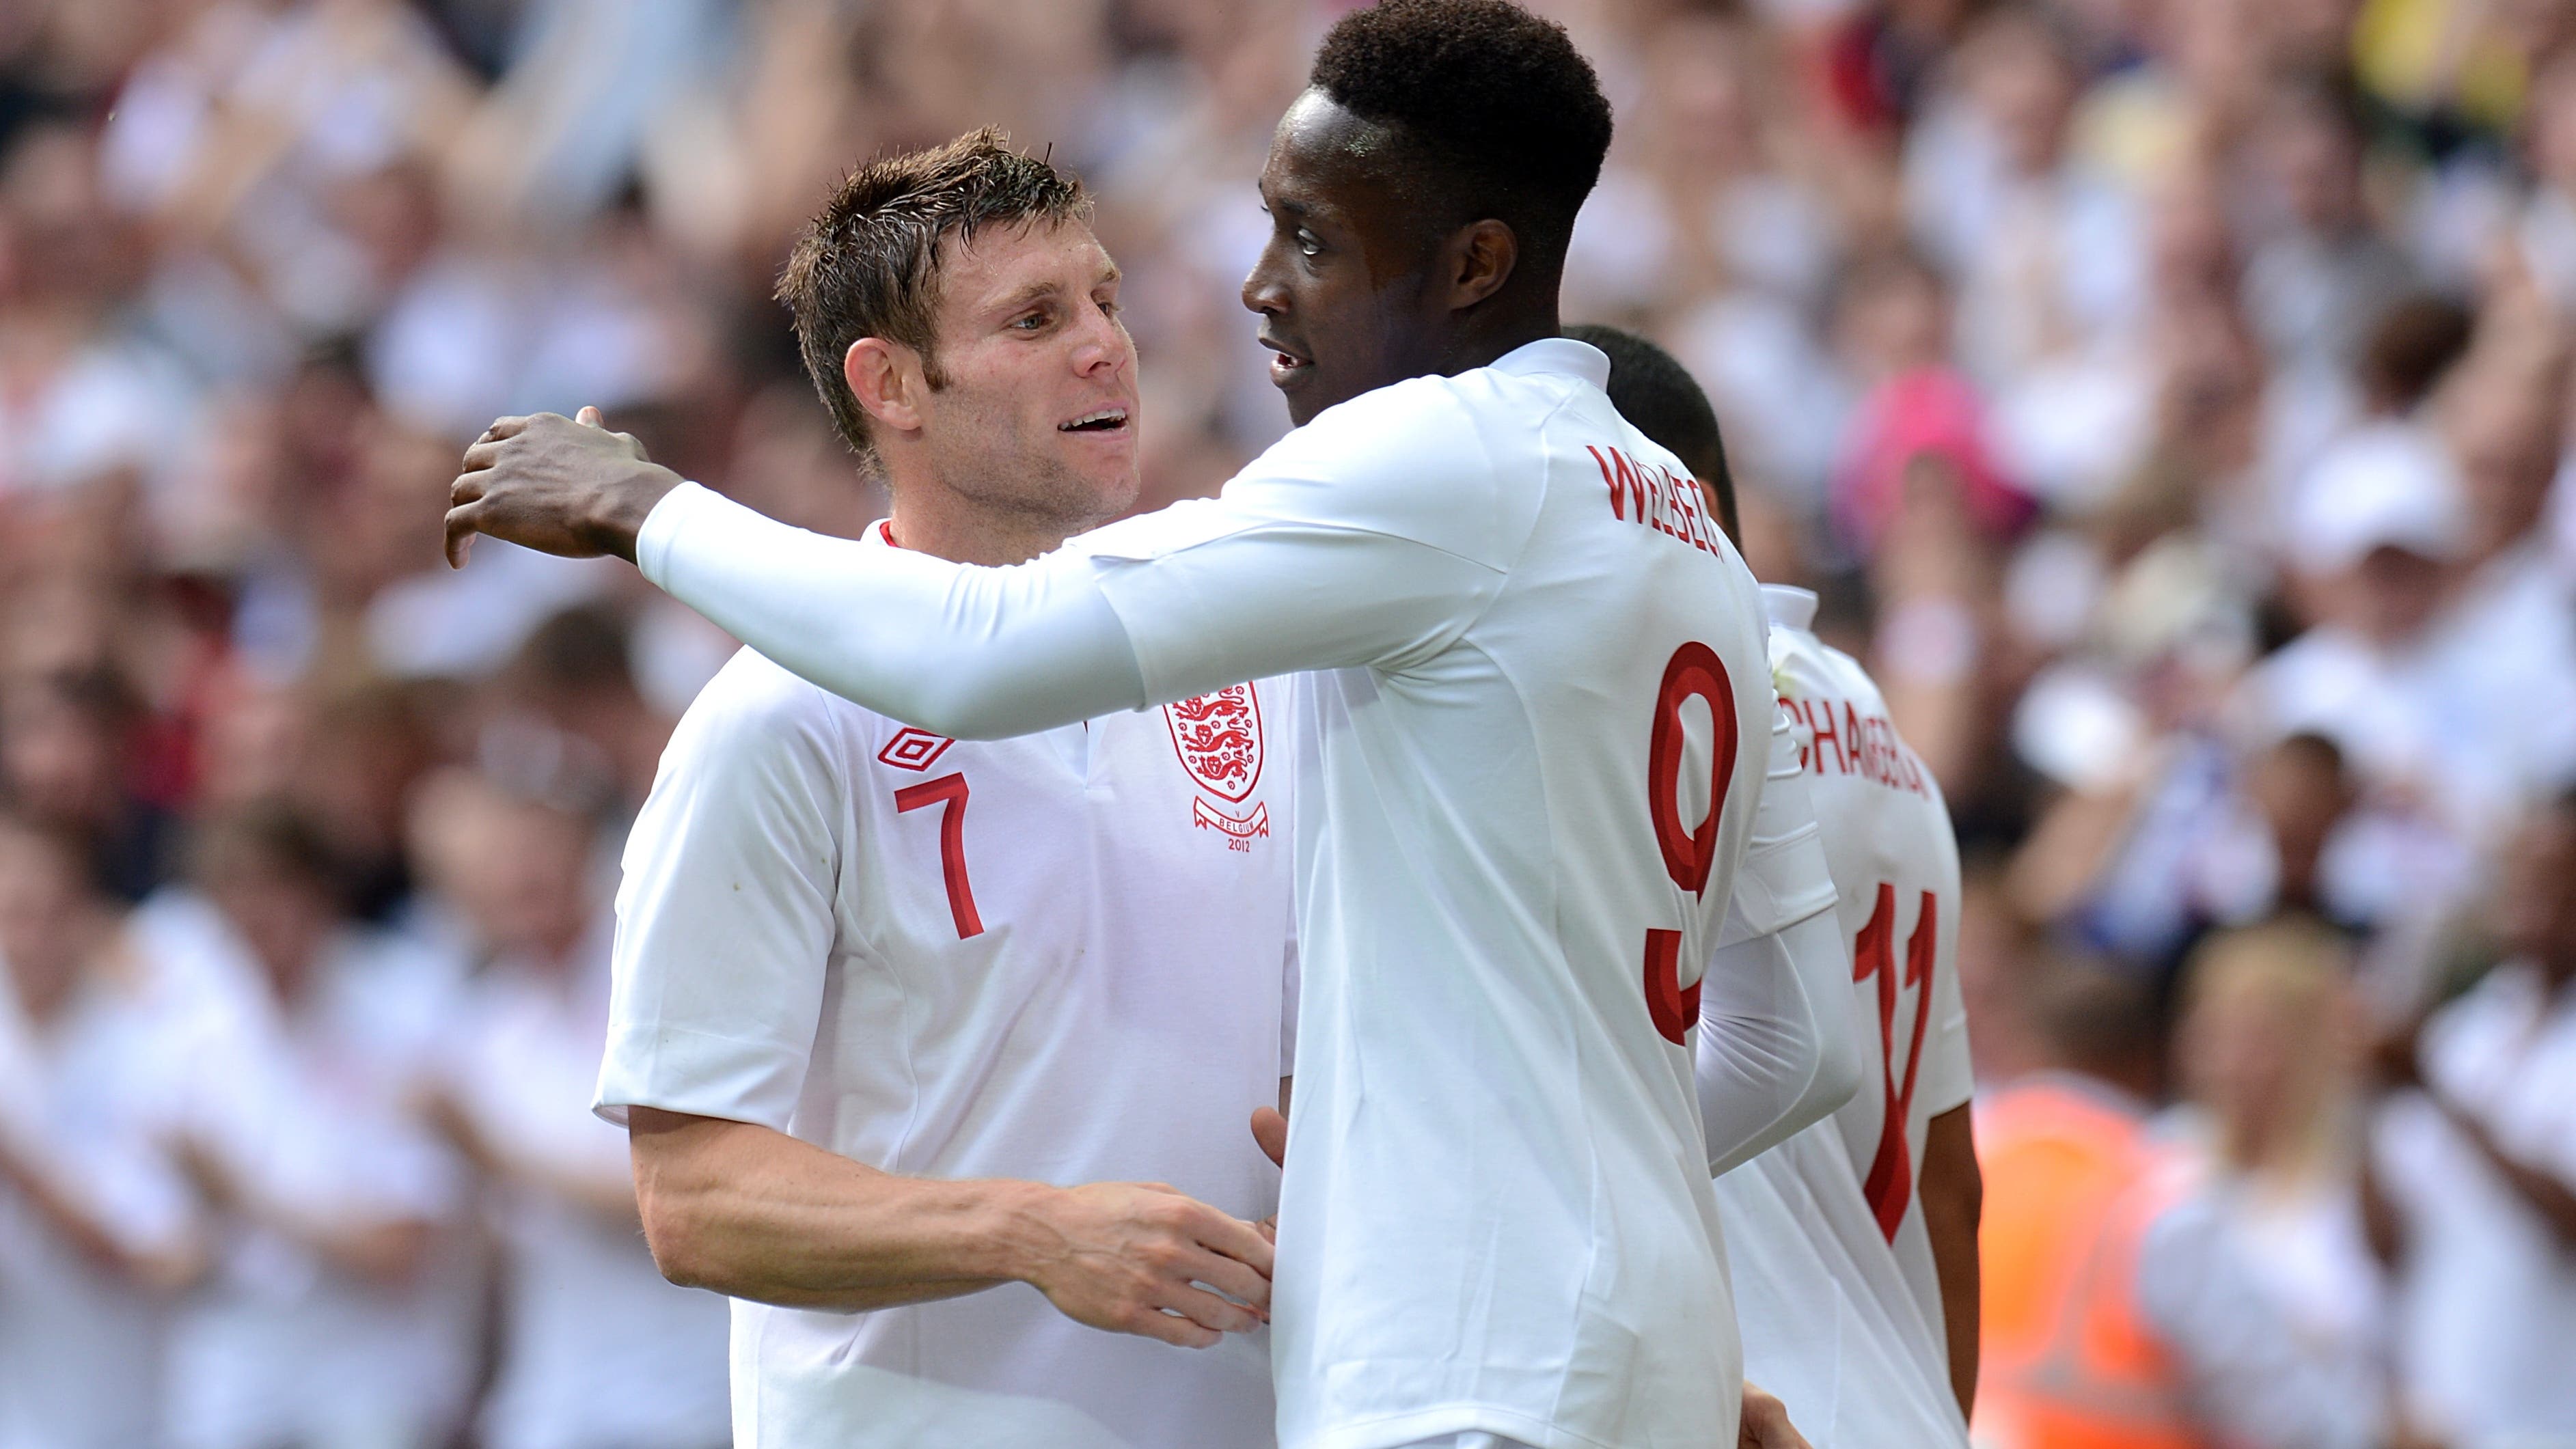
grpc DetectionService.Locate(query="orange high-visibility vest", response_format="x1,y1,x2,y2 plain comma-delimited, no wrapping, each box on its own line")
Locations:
1975,1077,2207,1449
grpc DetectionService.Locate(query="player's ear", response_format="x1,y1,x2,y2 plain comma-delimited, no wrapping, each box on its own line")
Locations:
844,337,928,436
1442,219,1518,312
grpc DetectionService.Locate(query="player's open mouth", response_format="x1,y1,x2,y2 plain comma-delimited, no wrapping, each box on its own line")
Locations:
1058,408,1129,433
1261,335,1313,385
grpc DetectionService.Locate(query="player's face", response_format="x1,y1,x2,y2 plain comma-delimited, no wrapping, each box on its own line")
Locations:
916,220,1141,523
1245,90,1452,426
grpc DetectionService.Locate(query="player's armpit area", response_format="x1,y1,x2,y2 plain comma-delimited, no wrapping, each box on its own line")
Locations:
1919,1103,1982,1420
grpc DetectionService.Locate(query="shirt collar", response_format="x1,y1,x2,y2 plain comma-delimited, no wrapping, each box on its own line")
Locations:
1762,585,1819,632
1488,336,1611,389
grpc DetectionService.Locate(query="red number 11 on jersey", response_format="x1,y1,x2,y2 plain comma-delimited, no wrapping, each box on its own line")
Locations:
1852,882,1937,1239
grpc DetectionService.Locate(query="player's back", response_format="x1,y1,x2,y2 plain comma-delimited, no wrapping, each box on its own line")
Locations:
1763,586,1971,1331
1713,585,1972,1449
1262,339,1779,1449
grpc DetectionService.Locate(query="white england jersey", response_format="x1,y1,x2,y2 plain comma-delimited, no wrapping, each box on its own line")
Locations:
597,527,1296,1449
1736,588,1973,1398
632,338,1843,1449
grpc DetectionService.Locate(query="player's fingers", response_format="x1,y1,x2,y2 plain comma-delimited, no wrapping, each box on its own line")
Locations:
1250,1105,1288,1168
575,405,603,428
1184,1206,1275,1278
483,415,532,441
1153,1282,1262,1336
450,469,487,506
443,502,483,569
1128,1306,1221,1349
1177,1249,1270,1314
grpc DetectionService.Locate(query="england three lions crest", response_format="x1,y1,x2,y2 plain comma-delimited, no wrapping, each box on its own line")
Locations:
1164,683,1268,843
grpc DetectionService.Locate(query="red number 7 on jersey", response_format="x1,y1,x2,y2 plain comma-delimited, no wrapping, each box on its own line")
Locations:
895,773,984,939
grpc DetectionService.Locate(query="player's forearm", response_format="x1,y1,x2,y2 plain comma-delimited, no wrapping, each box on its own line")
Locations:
627,1107,1069,1312
1919,1104,1982,1420
636,483,1147,739
1700,908,1861,1176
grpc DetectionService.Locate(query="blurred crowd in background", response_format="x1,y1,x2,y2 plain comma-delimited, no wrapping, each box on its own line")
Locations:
1,0,2573,1446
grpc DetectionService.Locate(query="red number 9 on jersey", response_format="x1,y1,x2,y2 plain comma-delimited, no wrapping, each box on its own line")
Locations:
1642,641,1738,1045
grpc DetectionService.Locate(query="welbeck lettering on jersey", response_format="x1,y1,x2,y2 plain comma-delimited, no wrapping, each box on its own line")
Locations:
1587,445,1727,560
1785,695,1930,797
1165,684,1269,846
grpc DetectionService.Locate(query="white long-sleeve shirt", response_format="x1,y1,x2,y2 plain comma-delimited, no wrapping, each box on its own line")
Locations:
629,337,1848,1449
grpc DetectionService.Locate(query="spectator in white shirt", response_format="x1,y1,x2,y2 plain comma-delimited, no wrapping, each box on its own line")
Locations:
2144,918,2398,1449
0,811,204,1449
152,802,480,1449
2372,789,2576,1445
410,764,730,1449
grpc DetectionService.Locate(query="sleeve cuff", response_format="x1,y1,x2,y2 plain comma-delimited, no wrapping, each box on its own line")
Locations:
635,480,719,588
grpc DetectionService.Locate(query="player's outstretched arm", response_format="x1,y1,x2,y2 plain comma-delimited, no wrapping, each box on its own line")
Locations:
446,402,1498,739
1698,702,1865,1176
627,1107,1274,1348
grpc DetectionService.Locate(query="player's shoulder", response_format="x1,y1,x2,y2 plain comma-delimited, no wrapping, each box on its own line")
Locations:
1257,372,1492,502
661,647,859,782
1764,610,1887,717
1226,374,1511,567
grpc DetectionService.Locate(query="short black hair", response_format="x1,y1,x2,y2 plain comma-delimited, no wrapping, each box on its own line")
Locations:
1567,324,1739,544
1309,0,1613,268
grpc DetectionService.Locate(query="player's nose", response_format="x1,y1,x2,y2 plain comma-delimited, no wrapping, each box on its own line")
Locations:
1069,307,1132,376
1241,245,1291,318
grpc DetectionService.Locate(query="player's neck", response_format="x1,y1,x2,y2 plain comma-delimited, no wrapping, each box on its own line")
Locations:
1434,286,1561,376
879,482,1087,567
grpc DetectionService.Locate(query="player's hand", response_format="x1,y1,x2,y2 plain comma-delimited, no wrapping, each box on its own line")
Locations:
1018,1181,1275,1349
1738,1383,1812,1449
445,406,682,568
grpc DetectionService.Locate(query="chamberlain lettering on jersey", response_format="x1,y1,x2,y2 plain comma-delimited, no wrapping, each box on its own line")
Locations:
620,338,1852,1449
1785,693,1932,797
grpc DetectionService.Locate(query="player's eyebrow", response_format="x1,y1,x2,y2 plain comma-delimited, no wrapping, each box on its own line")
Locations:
981,277,1063,319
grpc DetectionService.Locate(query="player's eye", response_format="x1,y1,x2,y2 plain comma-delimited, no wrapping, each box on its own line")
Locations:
1296,230,1324,260
1011,308,1050,332
1095,295,1121,318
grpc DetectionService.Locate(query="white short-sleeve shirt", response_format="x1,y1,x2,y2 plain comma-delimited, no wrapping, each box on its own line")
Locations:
0,964,197,1449
2373,962,2576,1441
148,912,482,1449
1713,587,1975,1447
441,922,731,1449
597,558,1297,1449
